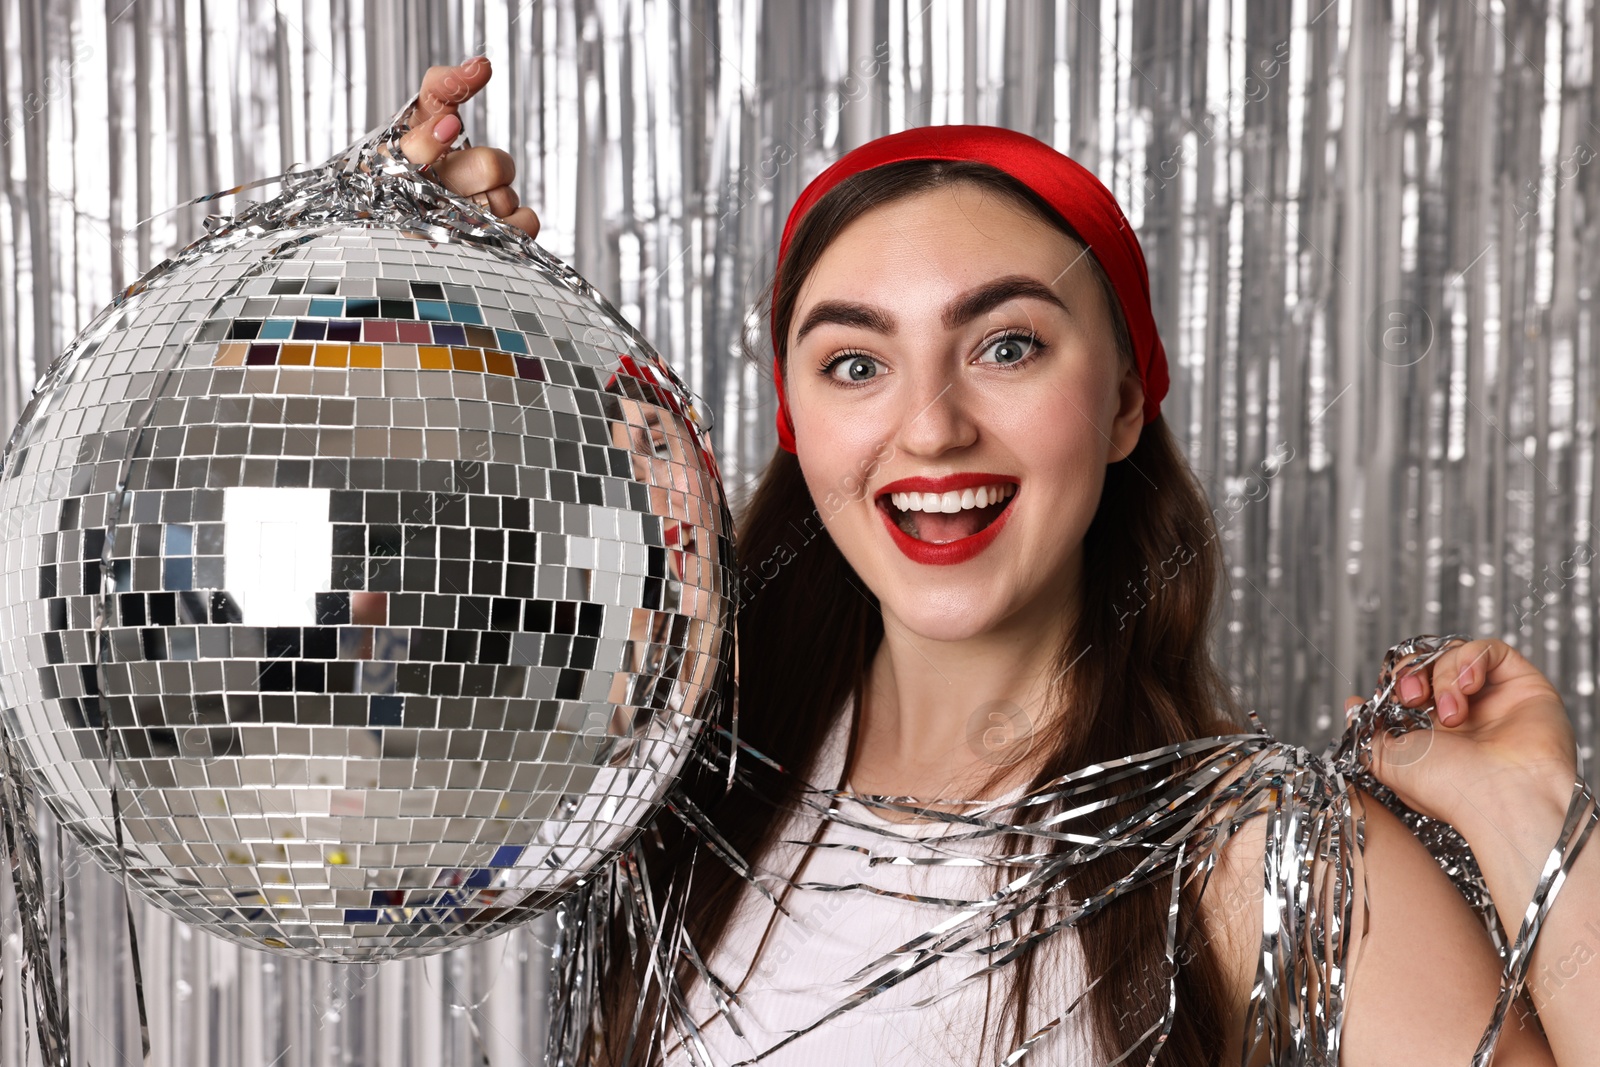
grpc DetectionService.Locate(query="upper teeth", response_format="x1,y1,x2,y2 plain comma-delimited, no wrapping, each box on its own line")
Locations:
888,483,1016,513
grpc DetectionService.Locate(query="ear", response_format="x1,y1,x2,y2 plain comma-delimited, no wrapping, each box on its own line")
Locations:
1107,361,1144,463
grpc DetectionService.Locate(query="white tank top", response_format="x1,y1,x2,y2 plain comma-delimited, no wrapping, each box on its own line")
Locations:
665,698,1101,1066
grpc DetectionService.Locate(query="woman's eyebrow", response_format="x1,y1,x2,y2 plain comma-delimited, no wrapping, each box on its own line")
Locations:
793,274,1068,345
793,300,895,345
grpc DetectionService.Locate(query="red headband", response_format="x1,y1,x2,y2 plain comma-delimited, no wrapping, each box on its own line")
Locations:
769,125,1169,454
605,352,723,485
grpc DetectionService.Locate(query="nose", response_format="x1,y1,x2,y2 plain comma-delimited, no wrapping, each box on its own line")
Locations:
892,365,978,457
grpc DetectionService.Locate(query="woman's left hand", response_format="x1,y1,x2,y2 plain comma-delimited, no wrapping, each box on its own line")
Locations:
1342,636,1578,835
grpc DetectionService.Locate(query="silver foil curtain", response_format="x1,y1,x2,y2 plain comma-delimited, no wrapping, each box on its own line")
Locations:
0,0,1596,1063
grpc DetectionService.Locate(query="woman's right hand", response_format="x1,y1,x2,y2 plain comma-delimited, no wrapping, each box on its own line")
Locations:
395,56,540,240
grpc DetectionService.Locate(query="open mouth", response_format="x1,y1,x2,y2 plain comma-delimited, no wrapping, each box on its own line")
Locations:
877,483,1017,545
662,522,696,577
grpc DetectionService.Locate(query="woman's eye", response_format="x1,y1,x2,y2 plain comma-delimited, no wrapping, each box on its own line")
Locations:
977,331,1045,367
823,353,883,384
631,426,674,460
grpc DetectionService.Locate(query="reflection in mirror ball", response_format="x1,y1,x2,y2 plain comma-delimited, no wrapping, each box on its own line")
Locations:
0,144,734,961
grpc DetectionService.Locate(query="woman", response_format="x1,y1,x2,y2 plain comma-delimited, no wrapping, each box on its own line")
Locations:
398,58,1597,1065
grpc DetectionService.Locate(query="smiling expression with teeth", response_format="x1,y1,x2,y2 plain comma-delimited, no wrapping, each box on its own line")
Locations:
888,482,1015,514
873,474,1019,557
779,180,1146,644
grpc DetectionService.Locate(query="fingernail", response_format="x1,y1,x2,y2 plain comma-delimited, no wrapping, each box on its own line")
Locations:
434,114,461,143
1437,690,1458,722
1456,664,1473,688
1399,674,1423,702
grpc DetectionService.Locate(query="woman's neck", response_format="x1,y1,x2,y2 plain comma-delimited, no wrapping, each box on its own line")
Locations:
846,605,1073,801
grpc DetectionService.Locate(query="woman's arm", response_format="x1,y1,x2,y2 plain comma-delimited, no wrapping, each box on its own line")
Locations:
1338,786,1555,1066
1355,636,1598,1065
1430,771,1600,1066
1204,763,1553,1065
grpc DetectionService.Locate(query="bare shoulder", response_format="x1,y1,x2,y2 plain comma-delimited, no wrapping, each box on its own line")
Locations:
1338,785,1553,1066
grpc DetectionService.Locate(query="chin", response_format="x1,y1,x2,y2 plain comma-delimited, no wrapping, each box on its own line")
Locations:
876,588,1013,643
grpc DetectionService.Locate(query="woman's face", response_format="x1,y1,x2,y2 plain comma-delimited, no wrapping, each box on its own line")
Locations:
784,181,1145,644
606,392,724,701
608,394,707,586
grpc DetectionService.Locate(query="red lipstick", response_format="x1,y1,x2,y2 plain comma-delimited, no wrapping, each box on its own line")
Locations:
875,472,1017,498
874,473,1019,566
663,520,695,580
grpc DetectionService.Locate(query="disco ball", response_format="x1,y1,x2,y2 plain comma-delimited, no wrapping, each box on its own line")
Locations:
0,107,734,960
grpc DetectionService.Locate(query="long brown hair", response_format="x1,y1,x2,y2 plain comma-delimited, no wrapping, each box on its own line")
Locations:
588,159,1244,1066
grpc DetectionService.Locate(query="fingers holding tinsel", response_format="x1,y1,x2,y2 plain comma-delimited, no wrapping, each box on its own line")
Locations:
1334,633,1469,779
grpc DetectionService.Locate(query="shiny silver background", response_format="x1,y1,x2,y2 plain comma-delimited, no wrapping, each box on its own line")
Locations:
1,0,1596,1064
